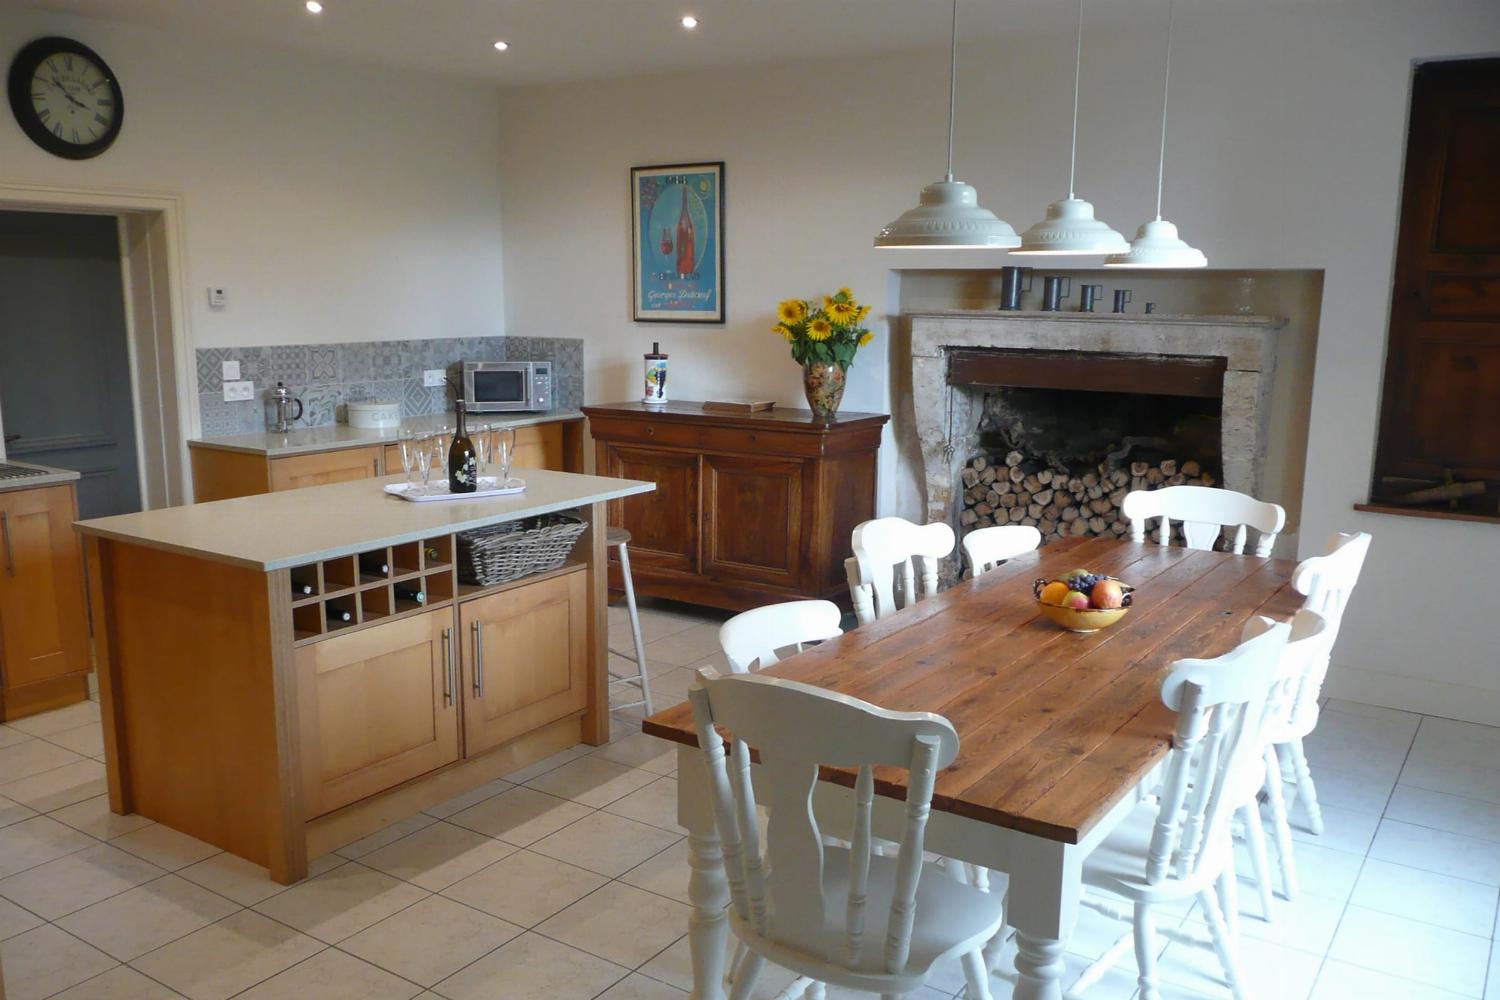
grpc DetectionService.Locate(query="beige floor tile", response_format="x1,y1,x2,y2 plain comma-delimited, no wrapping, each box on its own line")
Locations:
46,722,105,759
0,842,166,920
0,793,36,830
57,874,240,961
6,701,101,738
111,824,222,871
641,623,724,668
235,947,422,1000
0,815,97,879
525,755,659,809
0,739,87,783
334,813,439,859
47,795,154,841
597,972,688,998
441,848,606,927
0,894,44,941
178,852,291,907
131,910,324,1000
252,862,429,943
446,785,592,847
1310,960,1470,1000
50,965,187,999
498,746,586,784
1326,905,1491,997
530,810,680,877
636,935,808,996
642,668,697,706
591,732,678,776
618,839,690,905
602,776,681,832
359,821,517,891
433,930,627,1000
0,923,117,1000
0,723,32,748
0,758,108,812
422,778,512,819
536,880,690,967
341,895,523,986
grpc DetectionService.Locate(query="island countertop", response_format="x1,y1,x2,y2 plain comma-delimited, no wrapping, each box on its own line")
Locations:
75,468,652,571
187,410,583,458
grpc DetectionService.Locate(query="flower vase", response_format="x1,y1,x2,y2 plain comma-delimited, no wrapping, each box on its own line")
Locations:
802,361,846,420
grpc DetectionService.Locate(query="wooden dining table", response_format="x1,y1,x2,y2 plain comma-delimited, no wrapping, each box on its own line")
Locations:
643,536,1302,1000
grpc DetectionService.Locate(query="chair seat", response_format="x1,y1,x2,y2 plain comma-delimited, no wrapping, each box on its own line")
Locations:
1082,801,1226,904
734,847,1005,994
606,526,632,547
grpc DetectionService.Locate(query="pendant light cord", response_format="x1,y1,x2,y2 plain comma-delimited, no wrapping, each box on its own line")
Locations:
945,0,958,182
1154,1,1175,220
1067,0,1083,199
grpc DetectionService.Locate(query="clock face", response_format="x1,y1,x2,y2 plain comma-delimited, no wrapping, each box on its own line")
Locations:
8,37,124,160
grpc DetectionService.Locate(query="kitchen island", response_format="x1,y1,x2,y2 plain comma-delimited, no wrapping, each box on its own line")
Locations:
75,468,653,883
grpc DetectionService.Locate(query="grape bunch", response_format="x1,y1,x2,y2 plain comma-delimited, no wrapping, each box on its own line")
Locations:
1067,572,1106,594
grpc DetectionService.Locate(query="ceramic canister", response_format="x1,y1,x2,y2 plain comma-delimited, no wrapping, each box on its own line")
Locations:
643,342,669,404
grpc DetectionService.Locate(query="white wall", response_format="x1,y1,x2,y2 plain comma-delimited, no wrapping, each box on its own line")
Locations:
0,8,507,358
497,0,1500,725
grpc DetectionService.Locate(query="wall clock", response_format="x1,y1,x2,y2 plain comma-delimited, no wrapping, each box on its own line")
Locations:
8,37,124,160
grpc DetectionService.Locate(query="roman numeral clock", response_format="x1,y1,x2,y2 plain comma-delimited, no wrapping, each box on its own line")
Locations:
8,37,123,159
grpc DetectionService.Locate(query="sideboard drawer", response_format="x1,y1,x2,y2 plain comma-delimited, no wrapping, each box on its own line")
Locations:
587,416,703,451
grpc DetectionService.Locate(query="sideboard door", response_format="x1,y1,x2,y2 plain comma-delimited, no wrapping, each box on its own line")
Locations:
702,454,805,590
600,444,701,575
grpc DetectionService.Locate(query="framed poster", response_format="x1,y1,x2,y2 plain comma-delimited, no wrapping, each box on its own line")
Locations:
631,161,725,323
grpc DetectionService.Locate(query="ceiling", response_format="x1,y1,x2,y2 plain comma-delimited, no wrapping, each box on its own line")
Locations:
18,0,1324,87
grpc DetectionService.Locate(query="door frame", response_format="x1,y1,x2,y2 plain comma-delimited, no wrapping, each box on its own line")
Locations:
0,182,194,509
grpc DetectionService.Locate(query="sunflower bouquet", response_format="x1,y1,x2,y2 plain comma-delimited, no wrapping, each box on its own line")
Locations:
773,288,874,372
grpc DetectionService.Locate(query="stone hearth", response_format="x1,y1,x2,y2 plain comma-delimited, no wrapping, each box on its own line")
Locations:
909,311,1284,531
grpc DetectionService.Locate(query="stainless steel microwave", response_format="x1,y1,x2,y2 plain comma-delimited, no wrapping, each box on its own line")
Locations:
462,361,553,413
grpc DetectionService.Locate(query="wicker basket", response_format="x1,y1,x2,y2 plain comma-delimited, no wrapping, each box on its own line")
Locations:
456,510,587,586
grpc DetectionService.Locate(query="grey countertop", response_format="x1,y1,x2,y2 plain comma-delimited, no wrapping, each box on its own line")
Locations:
0,460,82,495
75,468,653,571
186,411,584,458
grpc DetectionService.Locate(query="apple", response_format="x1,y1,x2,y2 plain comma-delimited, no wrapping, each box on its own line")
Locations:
1091,579,1125,609
1062,590,1091,610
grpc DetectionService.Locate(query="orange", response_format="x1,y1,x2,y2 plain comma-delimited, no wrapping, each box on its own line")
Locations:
1039,581,1070,606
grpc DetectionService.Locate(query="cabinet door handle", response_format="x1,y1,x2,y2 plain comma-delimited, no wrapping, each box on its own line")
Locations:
471,620,485,699
441,627,453,706
1,511,11,577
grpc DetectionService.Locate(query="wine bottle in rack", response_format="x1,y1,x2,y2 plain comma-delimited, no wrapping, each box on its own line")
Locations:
424,546,441,562
448,399,477,494
394,584,426,606
326,607,353,624
359,553,389,577
293,582,313,596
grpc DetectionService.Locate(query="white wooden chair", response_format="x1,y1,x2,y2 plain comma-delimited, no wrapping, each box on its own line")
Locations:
961,524,1042,578
1071,615,1291,1000
1122,485,1286,557
845,518,956,626
686,669,1005,999
719,600,843,674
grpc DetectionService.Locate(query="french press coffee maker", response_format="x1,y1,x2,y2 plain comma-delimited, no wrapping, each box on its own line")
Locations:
269,382,304,433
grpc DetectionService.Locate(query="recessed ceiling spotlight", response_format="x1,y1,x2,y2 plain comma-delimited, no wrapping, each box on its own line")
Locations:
493,40,509,51
680,15,698,29
305,0,322,12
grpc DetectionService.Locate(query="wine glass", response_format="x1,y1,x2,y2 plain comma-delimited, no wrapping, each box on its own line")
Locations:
473,424,492,480
397,428,416,487
413,433,434,493
495,426,517,485
433,423,452,461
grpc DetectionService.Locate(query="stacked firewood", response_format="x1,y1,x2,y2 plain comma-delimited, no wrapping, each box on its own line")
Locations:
958,451,1216,543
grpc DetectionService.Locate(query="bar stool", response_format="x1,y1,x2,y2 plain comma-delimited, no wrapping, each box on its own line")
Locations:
606,527,652,714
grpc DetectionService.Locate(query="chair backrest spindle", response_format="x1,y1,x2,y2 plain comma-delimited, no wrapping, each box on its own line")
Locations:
848,518,956,624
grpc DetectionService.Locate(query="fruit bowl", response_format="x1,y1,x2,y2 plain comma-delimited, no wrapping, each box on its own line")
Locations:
1033,574,1135,634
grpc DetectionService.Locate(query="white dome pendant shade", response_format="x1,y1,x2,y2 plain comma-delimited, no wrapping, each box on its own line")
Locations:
1012,0,1127,256
1106,2,1206,268
874,0,1019,249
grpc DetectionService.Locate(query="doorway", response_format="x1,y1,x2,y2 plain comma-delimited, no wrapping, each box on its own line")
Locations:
0,210,141,518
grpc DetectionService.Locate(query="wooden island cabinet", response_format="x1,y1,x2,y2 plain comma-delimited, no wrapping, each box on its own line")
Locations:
583,402,888,610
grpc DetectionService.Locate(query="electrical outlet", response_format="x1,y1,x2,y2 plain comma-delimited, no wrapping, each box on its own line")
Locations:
423,369,447,388
222,360,240,381
223,380,255,402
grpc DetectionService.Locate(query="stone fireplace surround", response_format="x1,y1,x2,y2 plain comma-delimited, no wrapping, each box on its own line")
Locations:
909,311,1285,531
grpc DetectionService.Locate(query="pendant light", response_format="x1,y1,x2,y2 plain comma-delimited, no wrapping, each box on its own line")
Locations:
874,0,1019,249
1106,2,1206,267
1011,0,1127,256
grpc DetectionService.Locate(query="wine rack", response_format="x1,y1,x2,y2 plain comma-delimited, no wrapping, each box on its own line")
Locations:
290,534,457,644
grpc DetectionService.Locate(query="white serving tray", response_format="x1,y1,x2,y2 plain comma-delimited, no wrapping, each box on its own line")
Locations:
384,477,526,502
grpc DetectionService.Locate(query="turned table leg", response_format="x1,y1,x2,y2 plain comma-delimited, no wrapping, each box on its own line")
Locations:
678,744,730,1000
1008,834,1081,1000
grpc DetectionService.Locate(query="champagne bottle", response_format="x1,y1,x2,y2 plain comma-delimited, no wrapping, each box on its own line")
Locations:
327,607,353,624
293,581,314,596
448,399,477,494
394,584,426,606
359,553,389,577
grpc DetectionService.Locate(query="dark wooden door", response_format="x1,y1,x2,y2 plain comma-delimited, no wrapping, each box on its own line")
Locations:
602,444,700,574
702,454,804,589
1374,58,1500,495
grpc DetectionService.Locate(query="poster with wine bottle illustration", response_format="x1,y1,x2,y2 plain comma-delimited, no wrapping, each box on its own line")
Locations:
631,161,725,323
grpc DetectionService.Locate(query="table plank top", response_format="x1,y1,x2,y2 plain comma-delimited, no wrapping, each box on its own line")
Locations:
643,536,1301,845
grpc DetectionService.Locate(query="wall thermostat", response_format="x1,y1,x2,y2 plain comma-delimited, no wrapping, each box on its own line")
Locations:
208,287,228,309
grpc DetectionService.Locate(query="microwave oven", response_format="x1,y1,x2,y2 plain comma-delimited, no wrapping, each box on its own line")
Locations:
462,361,553,413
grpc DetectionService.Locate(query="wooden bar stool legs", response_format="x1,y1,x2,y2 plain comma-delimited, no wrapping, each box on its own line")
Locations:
606,527,652,715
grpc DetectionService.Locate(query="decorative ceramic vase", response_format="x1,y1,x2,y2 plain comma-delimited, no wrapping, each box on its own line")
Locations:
802,361,846,420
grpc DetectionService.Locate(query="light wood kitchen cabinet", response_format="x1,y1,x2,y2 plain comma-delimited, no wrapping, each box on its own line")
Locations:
270,446,384,492
459,567,588,756
295,609,460,818
0,483,90,720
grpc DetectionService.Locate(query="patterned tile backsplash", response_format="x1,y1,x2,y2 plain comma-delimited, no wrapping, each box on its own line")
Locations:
195,336,583,436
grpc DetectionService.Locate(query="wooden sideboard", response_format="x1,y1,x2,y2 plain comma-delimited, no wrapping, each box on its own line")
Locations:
583,402,888,611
